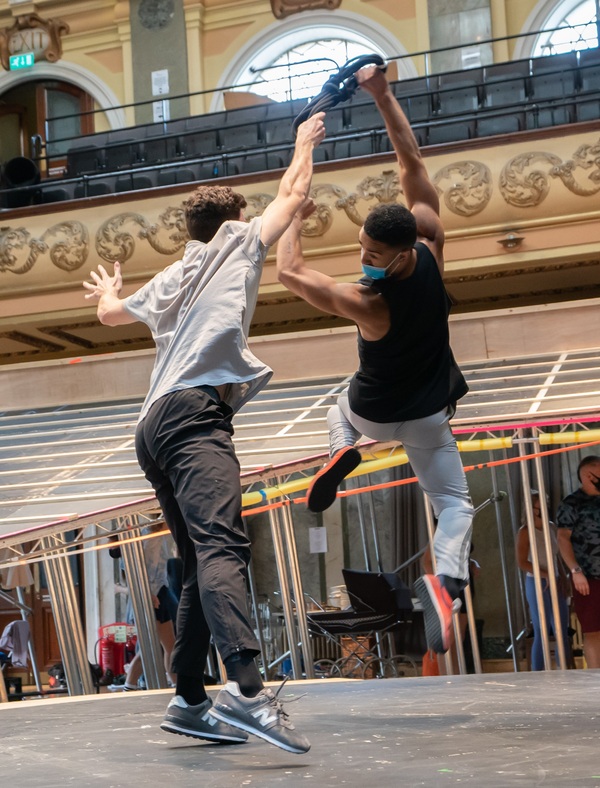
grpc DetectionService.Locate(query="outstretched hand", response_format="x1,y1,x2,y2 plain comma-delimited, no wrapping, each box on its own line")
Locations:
356,65,390,99
83,261,123,301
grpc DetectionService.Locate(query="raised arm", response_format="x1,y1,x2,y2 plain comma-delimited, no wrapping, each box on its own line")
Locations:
276,202,390,340
357,66,444,270
259,113,326,247
83,261,136,326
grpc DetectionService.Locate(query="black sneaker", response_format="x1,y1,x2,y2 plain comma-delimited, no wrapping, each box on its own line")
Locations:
210,680,310,754
160,696,248,744
306,447,362,512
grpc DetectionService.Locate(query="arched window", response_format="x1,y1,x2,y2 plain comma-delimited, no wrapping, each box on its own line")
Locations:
515,0,598,58
213,11,410,111
242,38,383,103
536,0,597,54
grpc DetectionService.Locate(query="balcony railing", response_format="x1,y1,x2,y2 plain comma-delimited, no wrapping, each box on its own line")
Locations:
1,29,599,209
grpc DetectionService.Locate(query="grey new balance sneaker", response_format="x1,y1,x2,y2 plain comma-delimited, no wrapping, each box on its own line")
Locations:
160,696,248,744
210,680,310,754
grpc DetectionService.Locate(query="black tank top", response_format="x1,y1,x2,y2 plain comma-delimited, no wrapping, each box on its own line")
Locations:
348,242,468,423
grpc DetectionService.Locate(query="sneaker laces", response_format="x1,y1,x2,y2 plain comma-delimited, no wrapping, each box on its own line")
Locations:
267,677,306,723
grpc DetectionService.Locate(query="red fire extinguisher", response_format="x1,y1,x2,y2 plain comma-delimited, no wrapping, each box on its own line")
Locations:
100,633,116,675
125,633,137,665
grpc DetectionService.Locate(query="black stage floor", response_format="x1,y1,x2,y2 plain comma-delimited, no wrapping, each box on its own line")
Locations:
1,671,599,787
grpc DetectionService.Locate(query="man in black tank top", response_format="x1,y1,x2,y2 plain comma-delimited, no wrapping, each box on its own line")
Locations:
277,65,473,656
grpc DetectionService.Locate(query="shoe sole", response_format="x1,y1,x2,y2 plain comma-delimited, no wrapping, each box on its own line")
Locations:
210,707,310,754
160,720,247,744
414,576,451,655
306,447,362,512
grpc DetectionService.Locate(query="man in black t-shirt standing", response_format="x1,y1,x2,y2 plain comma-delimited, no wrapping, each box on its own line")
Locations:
557,455,600,668
276,65,473,656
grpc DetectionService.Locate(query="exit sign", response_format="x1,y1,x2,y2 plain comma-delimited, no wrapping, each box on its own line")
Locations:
9,52,35,70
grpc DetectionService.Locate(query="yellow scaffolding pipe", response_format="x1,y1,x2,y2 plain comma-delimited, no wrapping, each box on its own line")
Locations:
241,429,600,508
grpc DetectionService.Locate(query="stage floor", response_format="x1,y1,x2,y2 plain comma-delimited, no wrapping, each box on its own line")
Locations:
1,671,599,787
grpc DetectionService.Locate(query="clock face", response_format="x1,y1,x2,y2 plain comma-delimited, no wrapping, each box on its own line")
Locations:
138,0,175,30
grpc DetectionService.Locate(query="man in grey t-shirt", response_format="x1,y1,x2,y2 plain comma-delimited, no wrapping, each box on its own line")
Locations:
84,113,325,754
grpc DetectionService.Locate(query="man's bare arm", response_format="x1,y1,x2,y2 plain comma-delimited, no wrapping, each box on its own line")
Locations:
83,261,136,326
357,66,444,269
557,528,590,595
259,113,326,247
276,207,388,338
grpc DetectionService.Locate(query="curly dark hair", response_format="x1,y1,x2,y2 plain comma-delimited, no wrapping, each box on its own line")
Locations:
184,185,247,243
363,203,417,248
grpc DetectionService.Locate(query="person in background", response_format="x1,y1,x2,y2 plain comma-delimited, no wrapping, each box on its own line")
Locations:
516,491,571,671
109,523,178,690
557,456,600,669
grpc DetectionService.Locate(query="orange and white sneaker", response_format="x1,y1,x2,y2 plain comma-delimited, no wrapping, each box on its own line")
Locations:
413,574,461,654
306,446,362,512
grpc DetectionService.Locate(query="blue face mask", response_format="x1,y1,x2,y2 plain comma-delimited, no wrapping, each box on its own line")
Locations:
361,263,388,279
361,249,406,280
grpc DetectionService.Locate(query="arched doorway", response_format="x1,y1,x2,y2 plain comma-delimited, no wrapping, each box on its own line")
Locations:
0,62,124,181
0,79,94,177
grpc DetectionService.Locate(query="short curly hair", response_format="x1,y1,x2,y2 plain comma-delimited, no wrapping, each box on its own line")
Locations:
184,185,247,243
363,203,417,248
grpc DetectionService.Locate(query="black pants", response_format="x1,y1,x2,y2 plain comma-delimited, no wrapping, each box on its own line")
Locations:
135,387,260,678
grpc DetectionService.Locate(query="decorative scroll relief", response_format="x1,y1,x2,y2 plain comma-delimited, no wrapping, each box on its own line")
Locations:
244,194,274,221
3,140,599,279
500,152,563,208
96,208,187,263
0,221,87,275
433,161,493,217
500,138,600,207
307,165,492,232
552,140,600,197
270,0,341,20
306,170,404,234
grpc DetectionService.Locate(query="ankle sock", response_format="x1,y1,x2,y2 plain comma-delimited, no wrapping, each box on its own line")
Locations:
176,674,208,706
224,650,264,698
439,574,465,601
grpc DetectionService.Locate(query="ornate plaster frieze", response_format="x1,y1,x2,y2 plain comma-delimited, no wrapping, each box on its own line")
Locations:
1,135,599,290
0,221,88,275
433,161,493,217
500,139,600,207
95,208,187,263
270,0,342,20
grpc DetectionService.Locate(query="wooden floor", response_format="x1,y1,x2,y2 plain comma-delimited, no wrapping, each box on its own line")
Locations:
1,671,600,787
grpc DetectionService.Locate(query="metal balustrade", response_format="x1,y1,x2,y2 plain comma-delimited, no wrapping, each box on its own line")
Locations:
2,38,599,209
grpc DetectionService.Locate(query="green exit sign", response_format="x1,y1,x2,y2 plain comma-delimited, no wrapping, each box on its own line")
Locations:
9,52,35,70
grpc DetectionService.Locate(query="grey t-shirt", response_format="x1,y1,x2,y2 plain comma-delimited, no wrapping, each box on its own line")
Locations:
124,216,272,421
